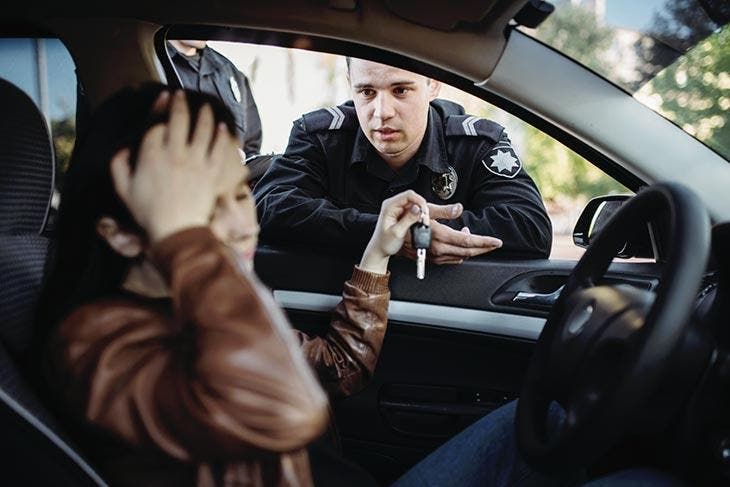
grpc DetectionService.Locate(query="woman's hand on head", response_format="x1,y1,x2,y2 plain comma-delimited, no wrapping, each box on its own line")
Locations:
359,190,429,275
110,90,236,242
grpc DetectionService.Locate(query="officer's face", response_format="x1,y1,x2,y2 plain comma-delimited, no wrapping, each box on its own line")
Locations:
208,136,260,271
178,40,208,50
348,59,440,166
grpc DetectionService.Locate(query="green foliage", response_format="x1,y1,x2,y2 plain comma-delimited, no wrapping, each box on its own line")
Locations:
51,116,76,188
469,98,629,202
638,27,730,158
532,4,616,78
522,125,628,202
513,4,628,202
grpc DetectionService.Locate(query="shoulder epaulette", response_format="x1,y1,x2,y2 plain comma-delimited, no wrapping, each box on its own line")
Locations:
301,103,358,133
431,99,465,118
445,115,504,143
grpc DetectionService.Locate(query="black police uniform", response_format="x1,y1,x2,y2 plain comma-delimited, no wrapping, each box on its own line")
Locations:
168,43,263,156
254,99,552,258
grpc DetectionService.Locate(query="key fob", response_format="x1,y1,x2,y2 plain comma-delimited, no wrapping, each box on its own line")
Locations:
411,222,431,249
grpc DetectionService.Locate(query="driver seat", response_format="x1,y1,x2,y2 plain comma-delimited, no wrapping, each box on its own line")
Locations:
0,77,106,486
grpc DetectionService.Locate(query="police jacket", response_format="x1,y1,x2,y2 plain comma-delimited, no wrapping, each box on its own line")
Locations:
254,99,552,258
168,43,263,156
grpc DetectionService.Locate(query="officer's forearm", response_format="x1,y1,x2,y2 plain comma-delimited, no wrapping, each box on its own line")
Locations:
452,207,552,258
258,197,378,250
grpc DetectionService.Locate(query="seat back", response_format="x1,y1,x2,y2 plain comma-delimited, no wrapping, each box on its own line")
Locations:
0,77,106,486
0,75,55,356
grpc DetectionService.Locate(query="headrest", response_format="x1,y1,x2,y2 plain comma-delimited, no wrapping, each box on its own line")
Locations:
0,78,55,235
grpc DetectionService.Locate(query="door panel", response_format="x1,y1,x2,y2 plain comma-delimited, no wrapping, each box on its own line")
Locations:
254,245,662,483
275,290,546,339
284,309,532,482
255,245,661,315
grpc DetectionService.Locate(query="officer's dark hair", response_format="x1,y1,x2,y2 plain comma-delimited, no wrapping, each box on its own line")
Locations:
35,83,237,342
345,56,431,84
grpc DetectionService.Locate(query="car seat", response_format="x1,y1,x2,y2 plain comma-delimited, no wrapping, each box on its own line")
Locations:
0,77,107,486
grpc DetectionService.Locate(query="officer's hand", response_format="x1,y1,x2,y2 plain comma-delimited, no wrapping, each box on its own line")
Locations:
401,202,502,265
428,222,502,264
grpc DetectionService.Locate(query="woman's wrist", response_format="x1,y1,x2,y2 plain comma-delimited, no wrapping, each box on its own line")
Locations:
359,244,389,275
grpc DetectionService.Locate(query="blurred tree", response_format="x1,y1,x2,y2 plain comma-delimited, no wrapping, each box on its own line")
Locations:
635,8,729,158
520,3,628,202
318,54,341,107
522,126,628,202
532,3,616,77
248,56,260,84
633,0,720,88
51,116,75,189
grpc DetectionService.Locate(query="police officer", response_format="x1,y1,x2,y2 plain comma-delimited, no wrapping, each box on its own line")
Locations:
167,40,263,157
254,58,552,261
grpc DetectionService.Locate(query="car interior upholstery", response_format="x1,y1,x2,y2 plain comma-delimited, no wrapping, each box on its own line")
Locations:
0,78,106,486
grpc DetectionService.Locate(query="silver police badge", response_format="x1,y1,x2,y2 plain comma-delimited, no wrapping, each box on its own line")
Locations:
229,75,242,102
431,165,458,200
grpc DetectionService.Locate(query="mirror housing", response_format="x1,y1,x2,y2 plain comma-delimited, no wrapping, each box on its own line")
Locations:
573,194,655,259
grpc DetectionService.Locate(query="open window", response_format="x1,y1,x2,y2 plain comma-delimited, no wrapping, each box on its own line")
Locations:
159,29,636,261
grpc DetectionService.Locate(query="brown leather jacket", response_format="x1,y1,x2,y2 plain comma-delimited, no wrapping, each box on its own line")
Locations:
47,227,391,487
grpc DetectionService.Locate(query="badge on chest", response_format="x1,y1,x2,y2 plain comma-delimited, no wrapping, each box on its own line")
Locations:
431,165,458,200
229,76,242,102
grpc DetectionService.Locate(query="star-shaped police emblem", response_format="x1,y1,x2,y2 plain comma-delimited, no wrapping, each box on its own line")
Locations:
482,144,522,178
431,165,458,200
490,150,519,173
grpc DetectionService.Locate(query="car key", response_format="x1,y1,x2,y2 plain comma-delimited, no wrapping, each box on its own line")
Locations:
410,213,431,280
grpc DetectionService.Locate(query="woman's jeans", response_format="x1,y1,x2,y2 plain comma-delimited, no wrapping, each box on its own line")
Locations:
392,400,684,487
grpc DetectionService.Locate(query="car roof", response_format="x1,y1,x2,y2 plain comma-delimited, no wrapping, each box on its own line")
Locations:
13,0,522,97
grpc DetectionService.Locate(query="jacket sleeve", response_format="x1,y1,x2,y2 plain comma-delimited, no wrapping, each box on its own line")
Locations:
294,266,390,399
53,227,328,462
449,134,553,259
253,121,378,251
238,71,262,157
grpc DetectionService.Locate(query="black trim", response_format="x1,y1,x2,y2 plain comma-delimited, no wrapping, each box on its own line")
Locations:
0,21,56,38
514,0,555,29
153,26,183,89
255,244,663,320
39,89,56,237
162,24,645,192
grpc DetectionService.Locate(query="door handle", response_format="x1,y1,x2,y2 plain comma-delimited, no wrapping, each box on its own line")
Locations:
512,285,564,307
380,399,495,417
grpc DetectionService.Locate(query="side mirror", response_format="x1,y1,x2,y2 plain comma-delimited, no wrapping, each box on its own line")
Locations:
573,194,655,259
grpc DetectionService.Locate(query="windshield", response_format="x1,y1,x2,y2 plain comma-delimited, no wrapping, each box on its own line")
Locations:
519,0,729,161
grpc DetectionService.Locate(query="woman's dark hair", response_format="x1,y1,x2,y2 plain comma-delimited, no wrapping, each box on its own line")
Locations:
35,83,236,338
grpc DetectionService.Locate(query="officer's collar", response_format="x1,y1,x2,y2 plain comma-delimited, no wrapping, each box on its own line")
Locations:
167,43,187,64
349,104,450,175
167,44,225,76
197,47,226,76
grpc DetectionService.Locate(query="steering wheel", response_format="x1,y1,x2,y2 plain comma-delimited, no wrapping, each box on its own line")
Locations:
516,183,711,471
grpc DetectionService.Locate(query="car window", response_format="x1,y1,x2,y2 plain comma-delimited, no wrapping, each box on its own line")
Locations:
0,37,77,196
519,0,729,162
164,40,634,261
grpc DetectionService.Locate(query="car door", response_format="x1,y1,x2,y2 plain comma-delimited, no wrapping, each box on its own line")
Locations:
255,244,661,483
